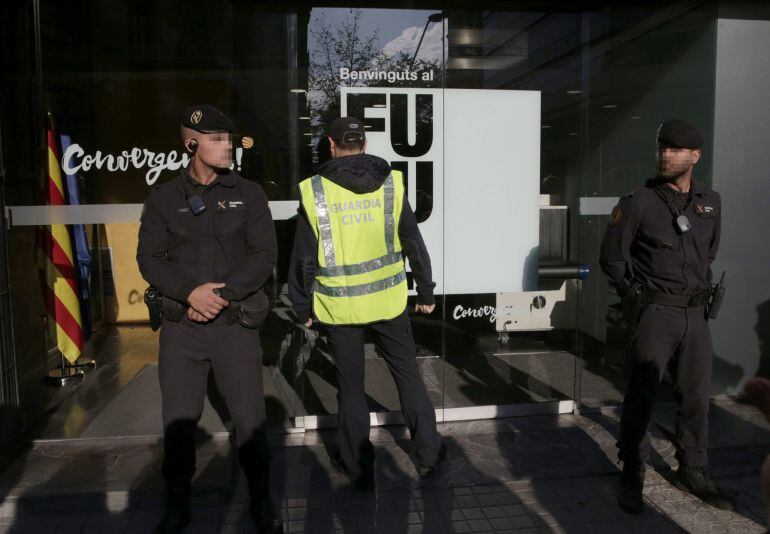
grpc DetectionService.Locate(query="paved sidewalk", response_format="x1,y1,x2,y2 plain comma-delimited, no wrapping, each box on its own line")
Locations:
1,398,769,533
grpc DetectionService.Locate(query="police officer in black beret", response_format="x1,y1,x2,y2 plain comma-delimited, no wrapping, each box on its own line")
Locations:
601,119,732,514
137,105,282,533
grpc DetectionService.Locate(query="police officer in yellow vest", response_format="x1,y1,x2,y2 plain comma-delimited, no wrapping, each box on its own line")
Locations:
289,117,445,487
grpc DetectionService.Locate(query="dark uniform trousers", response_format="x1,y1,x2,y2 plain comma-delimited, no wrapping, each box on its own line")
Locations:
323,309,442,478
620,303,712,468
158,316,269,494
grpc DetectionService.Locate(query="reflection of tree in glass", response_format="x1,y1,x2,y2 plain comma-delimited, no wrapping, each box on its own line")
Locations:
309,9,441,144
309,10,383,121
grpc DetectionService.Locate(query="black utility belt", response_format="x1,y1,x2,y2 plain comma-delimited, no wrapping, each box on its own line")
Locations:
160,291,269,329
648,291,709,308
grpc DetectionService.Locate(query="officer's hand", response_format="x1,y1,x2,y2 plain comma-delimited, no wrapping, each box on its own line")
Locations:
187,282,229,320
187,307,208,323
415,303,435,314
304,318,313,328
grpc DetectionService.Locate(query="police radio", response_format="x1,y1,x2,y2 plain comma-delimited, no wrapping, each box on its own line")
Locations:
187,191,206,215
675,214,692,234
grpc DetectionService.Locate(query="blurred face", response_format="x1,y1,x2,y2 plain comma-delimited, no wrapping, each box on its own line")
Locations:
656,143,701,179
189,132,232,169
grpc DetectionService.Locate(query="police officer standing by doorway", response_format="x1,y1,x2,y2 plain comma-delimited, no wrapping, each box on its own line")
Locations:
289,117,446,487
601,119,732,514
137,105,282,533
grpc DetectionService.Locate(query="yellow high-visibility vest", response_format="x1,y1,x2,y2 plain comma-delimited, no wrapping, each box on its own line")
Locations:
299,171,407,325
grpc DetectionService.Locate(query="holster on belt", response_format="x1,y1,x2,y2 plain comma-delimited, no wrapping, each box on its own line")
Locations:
143,286,163,331
706,271,726,320
143,286,186,330
620,281,649,330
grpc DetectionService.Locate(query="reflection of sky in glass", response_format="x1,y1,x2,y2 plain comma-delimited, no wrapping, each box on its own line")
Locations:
308,8,444,62
306,8,446,151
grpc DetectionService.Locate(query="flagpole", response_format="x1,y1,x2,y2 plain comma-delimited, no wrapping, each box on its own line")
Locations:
44,351,85,386
43,350,95,386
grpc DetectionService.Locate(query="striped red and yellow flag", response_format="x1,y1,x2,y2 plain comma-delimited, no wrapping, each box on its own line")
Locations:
38,116,83,365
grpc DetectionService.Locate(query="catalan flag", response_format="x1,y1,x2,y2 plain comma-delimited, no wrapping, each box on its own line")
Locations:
37,114,84,365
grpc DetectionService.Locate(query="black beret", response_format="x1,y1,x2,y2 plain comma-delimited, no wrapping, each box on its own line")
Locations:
329,116,365,143
181,104,233,134
656,119,703,149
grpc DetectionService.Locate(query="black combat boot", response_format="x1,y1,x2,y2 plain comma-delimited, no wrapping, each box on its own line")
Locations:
153,486,191,534
618,461,645,514
674,465,735,511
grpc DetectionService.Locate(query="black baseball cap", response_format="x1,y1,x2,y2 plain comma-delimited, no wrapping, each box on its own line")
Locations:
329,117,365,143
656,119,703,149
181,104,233,134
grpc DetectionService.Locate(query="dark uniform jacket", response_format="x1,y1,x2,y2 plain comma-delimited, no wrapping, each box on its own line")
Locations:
288,153,436,324
600,178,721,296
137,169,277,305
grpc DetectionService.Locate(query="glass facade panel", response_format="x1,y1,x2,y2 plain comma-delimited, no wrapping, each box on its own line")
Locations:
1,1,769,439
